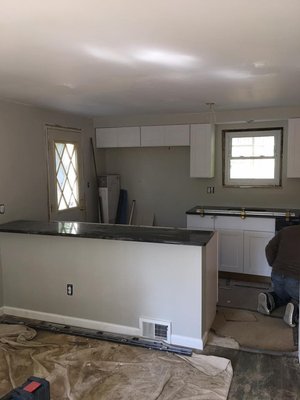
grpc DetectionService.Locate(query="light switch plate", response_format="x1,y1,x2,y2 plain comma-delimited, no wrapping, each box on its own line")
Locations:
0,204,5,214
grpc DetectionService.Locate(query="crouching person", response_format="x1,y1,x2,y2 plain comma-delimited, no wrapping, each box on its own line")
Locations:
257,225,300,327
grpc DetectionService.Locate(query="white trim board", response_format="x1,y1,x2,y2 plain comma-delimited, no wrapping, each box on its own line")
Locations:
3,307,204,350
0,307,4,316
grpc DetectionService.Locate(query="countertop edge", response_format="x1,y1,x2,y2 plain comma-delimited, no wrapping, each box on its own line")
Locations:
0,220,214,247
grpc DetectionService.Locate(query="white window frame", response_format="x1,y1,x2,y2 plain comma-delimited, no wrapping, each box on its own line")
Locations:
223,128,283,187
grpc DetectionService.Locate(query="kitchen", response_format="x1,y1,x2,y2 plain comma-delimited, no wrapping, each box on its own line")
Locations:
1,1,300,396
94,118,300,230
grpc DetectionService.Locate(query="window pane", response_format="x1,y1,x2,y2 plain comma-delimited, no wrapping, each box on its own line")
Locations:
253,136,274,156
54,141,79,210
231,136,274,157
230,159,275,179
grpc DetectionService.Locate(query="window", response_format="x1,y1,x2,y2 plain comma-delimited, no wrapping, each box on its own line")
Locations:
54,142,79,210
223,128,283,187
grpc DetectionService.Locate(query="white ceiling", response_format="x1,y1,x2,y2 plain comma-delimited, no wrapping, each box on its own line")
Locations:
1,0,300,117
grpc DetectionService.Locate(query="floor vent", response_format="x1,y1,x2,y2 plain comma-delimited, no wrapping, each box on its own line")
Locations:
139,318,171,343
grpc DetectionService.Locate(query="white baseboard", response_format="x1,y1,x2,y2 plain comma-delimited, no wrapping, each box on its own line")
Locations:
171,334,203,350
3,306,202,350
0,307,3,316
3,306,140,337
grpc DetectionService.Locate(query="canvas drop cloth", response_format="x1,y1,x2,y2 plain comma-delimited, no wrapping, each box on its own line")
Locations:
0,323,232,400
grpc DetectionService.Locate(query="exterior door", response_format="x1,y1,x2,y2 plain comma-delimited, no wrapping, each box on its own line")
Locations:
47,126,86,221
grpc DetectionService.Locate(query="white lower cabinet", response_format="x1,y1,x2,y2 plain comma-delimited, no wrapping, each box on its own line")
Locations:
218,230,244,273
243,231,273,276
187,215,275,277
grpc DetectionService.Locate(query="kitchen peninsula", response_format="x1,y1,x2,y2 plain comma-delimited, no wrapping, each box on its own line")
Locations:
0,220,218,350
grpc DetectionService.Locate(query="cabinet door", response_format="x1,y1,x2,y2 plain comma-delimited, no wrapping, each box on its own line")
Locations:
190,124,215,178
140,125,190,147
164,125,190,146
287,119,300,177
218,230,243,273
243,231,273,277
96,127,117,148
186,215,215,230
96,127,140,148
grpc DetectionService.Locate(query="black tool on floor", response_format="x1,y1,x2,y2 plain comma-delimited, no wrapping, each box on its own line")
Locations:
0,377,50,400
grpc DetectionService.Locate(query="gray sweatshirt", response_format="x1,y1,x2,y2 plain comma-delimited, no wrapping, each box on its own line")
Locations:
265,225,300,280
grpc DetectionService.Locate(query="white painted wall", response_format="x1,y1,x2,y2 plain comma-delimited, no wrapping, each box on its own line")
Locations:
0,99,99,307
0,233,211,348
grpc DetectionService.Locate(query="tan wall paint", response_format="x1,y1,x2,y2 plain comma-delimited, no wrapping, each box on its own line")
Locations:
95,110,300,228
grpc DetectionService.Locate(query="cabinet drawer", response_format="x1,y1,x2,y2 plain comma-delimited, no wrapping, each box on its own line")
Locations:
187,215,215,230
214,216,275,232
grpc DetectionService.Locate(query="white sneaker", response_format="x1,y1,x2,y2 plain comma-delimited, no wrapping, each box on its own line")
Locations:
283,303,296,328
257,292,275,315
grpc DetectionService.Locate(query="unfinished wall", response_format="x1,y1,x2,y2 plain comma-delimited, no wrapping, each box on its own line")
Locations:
95,107,300,227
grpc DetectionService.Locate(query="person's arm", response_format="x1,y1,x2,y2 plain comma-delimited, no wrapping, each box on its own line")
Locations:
265,231,281,266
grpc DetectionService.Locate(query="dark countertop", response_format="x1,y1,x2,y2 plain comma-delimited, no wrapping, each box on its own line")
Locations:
186,205,300,219
0,220,214,247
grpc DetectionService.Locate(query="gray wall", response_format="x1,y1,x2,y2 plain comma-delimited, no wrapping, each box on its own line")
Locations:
95,108,300,228
0,99,97,307
0,99,97,224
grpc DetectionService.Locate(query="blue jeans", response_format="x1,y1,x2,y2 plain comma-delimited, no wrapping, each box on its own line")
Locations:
271,271,299,307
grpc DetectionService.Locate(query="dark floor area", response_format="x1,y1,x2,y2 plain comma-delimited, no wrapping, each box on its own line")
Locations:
201,345,300,400
214,278,300,399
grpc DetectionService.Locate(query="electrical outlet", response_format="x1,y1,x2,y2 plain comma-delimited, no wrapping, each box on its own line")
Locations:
66,284,73,296
206,187,215,194
0,204,5,214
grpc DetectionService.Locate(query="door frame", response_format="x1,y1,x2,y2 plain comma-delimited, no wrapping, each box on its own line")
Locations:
45,125,86,222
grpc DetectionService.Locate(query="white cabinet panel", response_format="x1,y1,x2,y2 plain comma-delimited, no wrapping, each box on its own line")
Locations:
287,119,300,177
190,124,215,178
186,215,215,230
218,230,244,273
140,125,190,147
164,125,190,146
96,127,140,148
96,128,117,148
243,231,273,277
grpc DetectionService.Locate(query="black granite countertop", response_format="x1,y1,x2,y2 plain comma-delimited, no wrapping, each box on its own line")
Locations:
186,205,300,218
0,220,214,247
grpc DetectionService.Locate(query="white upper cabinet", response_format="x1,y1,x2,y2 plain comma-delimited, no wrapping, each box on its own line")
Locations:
190,124,215,178
140,125,190,147
96,127,141,148
287,118,300,177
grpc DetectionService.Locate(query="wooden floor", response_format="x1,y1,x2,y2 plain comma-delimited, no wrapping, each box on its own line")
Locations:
201,345,300,400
